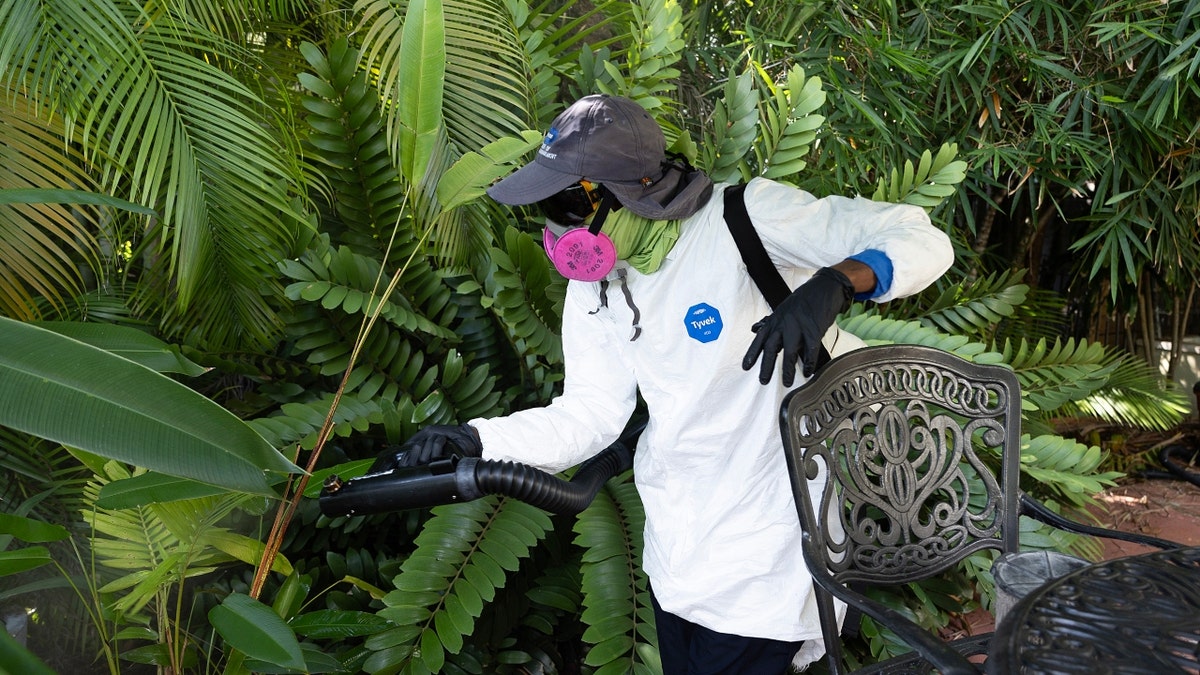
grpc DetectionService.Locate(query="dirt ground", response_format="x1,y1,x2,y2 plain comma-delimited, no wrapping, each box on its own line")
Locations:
957,431,1200,637
1089,476,1200,555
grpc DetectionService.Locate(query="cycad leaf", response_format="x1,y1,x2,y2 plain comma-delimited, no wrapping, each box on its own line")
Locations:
705,71,756,182
1021,434,1122,506
575,478,655,672
762,65,826,179
871,143,967,210
371,497,551,672
998,337,1116,413
837,312,997,361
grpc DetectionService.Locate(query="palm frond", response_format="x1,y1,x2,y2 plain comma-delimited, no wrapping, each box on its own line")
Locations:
0,89,103,320
1057,355,1191,431
8,0,307,347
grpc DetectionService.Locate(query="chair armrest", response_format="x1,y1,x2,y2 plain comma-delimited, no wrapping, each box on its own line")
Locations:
802,546,982,675
1018,492,1182,550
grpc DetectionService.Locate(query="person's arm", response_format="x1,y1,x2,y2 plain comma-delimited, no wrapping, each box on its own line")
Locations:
741,177,953,301
829,259,877,297
469,281,639,473
737,178,954,385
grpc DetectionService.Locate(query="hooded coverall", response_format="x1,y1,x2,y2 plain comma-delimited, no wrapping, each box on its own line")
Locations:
470,177,955,668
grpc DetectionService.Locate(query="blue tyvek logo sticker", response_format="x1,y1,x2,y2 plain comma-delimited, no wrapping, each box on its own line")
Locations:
684,303,722,343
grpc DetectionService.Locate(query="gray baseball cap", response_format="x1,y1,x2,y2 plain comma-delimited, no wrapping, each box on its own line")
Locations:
487,94,712,220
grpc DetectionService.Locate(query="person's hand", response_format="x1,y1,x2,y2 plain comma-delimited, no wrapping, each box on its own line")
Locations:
742,267,854,386
370,424,482,471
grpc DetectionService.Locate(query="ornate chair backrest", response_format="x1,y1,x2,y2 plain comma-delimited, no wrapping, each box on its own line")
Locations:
780,344,1022,669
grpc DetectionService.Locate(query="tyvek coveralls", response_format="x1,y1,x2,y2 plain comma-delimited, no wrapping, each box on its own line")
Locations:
470,177,955,667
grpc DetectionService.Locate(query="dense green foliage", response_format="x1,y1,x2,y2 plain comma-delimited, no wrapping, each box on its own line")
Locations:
1,0,1197,672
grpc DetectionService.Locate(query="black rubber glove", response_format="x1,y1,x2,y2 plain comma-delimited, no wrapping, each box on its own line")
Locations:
370,424,482,471
742,266,855,386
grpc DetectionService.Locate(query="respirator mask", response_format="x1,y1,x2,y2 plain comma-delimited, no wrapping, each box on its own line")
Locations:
538,180,619,282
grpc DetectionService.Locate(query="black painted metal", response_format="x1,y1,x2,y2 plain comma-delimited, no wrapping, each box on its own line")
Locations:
319,420,642,516
986,546,1200,674
779,344,1182,675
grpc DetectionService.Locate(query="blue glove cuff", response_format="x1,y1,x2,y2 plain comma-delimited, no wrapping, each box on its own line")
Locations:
847,249,893,300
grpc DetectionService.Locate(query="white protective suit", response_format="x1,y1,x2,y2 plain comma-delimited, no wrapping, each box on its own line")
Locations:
470,177,954,664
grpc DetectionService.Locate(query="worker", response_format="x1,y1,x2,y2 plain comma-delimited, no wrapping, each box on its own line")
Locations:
378,94,954,673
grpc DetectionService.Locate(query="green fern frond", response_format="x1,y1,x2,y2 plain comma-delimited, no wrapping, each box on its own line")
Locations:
278,234,483,420
611,0,686,107
281,243,457,341
367,497,552,673
523,560,584,631
298,39,406,252
870,143,967,210
83,462,279,616
248,393,383,451
439,350,505,423
483,226,566,408
493,227,564,352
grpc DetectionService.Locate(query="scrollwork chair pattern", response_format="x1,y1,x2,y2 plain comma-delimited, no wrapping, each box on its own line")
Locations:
787,355,1019,585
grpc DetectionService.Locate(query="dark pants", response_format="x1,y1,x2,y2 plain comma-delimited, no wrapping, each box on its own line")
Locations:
652,591,804,675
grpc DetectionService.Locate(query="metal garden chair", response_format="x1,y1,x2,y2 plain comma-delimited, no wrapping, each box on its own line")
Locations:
780,344,1181,674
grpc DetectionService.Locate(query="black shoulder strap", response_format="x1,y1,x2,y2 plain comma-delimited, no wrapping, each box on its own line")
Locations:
722,183,833,369
722,184,790,309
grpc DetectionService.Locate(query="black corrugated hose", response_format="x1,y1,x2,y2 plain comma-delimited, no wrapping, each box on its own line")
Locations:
1144,444,1200,488
319,420,644,517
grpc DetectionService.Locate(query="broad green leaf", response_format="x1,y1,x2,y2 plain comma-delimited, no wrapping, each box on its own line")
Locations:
289,610,392,639
0,513,69,543
437,131,543,211
0,317,300,495
202,529,293,576
0,547,52,576
244,643,346,673
34,322,206,376
208,593,306,672
395,0,446,186
97,472,227,508
0,628,55,675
